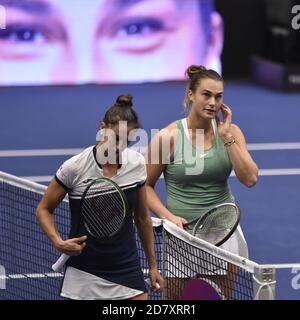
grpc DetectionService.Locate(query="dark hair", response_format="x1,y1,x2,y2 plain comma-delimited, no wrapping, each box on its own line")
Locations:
102,94,140,128
184,65,224,109
198,0,215,44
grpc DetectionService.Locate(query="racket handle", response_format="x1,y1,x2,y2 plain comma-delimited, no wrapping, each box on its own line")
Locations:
145,278,160,289
183,217,199,229
52,253,70,272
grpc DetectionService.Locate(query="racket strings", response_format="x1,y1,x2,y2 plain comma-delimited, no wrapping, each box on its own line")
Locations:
82,197,117,237
198,207,238,232
83,186,116,198
83,195,124,237
193,206,239,244
82,183,125,238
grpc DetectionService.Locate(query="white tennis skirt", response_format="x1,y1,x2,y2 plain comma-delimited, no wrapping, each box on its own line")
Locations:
219,225,248,258
61,266,144,300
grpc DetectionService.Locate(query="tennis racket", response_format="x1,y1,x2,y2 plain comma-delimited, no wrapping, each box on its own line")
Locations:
52,177,129,272
183,203,240,246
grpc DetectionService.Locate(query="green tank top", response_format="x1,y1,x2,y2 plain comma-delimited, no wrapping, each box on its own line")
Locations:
164,118,234,221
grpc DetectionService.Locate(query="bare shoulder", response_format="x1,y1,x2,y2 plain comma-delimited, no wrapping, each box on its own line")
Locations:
165,121,178,132
159,121,179,139
148,121,178,157
151,121,178,141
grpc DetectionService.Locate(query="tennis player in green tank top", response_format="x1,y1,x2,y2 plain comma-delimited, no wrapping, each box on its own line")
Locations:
145,65,259,299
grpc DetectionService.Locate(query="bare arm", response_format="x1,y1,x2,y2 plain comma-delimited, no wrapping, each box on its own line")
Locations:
134,184,164,291
217,103,259,187
36,178,87,255
225,124,258,187
145,125,188,228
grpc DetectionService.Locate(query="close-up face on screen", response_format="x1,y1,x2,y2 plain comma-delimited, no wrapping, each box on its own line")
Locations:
0,0,223,85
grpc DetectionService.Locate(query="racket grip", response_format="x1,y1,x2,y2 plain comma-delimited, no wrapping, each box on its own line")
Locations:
145,278,160,289
52,253,70,272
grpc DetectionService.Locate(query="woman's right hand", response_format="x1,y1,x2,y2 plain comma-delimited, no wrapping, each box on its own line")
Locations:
167,215,188,229
55,235,87,256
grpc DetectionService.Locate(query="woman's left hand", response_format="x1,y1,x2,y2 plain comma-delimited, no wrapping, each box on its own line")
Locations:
215,103,233,140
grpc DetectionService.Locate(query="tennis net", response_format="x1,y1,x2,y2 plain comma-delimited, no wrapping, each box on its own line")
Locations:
0,171,280,300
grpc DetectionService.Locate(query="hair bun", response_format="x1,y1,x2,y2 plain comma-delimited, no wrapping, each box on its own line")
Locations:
186,65,206,79
116,95,133,108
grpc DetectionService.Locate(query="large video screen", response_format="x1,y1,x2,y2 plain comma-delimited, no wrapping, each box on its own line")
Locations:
0,0,223,86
